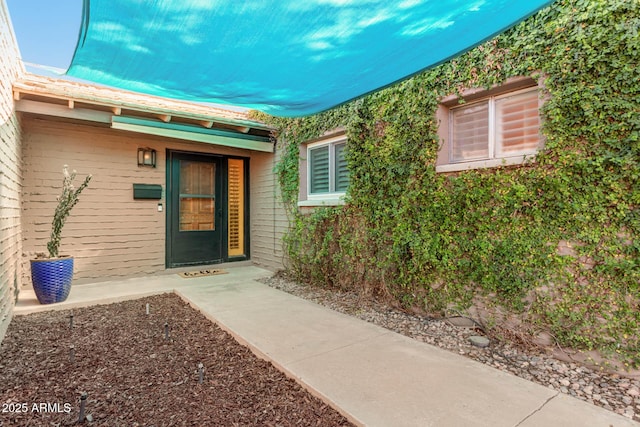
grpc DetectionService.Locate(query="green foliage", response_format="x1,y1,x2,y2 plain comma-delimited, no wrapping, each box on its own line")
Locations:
47,165,92,258
260,0,640,368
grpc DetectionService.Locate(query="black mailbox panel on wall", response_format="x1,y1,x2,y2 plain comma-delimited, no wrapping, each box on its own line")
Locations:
133,183,162,199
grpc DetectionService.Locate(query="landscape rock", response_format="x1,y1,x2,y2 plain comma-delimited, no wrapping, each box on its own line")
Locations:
469,336,490,348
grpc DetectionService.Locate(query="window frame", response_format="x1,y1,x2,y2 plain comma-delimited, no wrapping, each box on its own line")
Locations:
448,86,540,163
306,135,348,200
437,81,543,173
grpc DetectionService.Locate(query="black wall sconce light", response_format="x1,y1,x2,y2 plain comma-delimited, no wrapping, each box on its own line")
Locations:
137,147,157,168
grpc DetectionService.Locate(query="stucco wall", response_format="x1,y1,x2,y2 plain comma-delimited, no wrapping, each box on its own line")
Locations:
21,116,285,285
0,1,24,342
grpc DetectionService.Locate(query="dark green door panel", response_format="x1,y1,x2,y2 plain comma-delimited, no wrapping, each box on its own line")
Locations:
167,152,223,267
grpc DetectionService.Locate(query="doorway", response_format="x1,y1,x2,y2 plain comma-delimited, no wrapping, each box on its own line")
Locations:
166,151,249,268
167,151,222,267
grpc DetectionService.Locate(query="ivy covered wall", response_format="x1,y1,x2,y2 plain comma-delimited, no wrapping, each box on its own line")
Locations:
255,0,639,368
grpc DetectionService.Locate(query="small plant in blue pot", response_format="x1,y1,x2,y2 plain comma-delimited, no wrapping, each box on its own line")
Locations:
31,165,91,304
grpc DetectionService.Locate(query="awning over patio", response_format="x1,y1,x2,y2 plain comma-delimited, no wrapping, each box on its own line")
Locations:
66,0,553,117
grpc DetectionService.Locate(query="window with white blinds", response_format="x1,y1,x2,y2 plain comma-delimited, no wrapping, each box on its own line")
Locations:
308,140,349,196
449,87,541,163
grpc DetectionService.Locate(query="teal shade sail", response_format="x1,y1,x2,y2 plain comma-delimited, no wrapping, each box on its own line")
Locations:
67,0,554,117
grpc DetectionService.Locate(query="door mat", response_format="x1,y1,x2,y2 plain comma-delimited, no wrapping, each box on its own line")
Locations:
179,269,228,278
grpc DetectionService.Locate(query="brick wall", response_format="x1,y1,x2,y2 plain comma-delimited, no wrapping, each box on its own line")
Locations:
0,0,24,342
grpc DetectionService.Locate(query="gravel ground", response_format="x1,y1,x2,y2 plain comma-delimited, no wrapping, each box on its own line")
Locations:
260,273,640,423
0,293,352,427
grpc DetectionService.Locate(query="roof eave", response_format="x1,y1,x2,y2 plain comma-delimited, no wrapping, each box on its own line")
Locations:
13,72,273,132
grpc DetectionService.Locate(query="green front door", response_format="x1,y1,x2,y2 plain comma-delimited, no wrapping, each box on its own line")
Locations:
167,151,223,267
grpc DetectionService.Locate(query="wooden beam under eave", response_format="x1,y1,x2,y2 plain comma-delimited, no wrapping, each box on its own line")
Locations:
111,120,273,152
13,90,20,101
200,120,214,128
112,107,122,115
15,99,112,124
230,125,250,134
68,100,75,109
158,114,171,123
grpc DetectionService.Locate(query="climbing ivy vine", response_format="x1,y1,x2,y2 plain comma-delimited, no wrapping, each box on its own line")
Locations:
253,0,640,368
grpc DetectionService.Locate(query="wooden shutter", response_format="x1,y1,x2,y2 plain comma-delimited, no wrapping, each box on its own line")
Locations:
309,146,329,193
495,89,540,157
334,143,349,192
227,158,244,257
451,101,489,162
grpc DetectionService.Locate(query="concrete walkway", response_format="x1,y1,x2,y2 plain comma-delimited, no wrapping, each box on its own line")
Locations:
14,266,639,427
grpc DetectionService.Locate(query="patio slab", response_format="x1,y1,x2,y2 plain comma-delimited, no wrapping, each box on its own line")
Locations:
14,264,271,315
178,286,389,366
285,332,557,427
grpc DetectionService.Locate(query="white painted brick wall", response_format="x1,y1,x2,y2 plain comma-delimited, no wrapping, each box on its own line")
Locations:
0,0,24,342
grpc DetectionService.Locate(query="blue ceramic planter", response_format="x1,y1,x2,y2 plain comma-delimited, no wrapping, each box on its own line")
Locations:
30,257,74,304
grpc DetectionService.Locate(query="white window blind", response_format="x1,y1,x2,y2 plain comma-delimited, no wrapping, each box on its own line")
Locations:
334,143,349,192
309,145,330,194
495,89,541,157
451,102,489,162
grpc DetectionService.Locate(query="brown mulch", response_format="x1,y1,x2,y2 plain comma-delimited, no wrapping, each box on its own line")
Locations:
0,293,353,426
